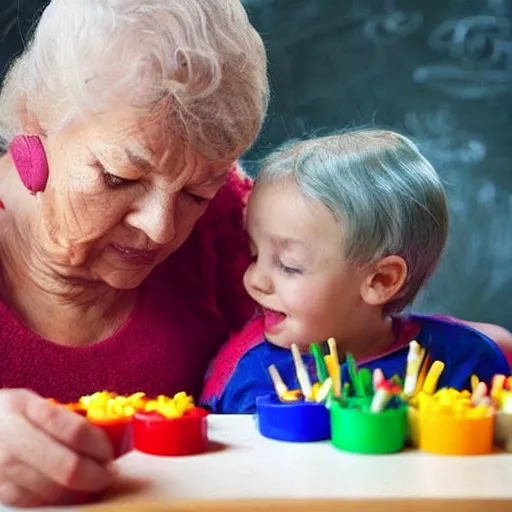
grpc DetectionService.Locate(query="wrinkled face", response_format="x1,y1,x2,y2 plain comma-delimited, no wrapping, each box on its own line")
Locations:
243,178,368,348
36,107,232,289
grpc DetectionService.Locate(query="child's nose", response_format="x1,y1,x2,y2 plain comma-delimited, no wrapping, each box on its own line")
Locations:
244,262,274,296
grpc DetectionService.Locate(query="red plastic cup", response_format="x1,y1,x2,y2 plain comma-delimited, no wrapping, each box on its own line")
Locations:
89,417,133,458
69,406,87,417
133,407,209,456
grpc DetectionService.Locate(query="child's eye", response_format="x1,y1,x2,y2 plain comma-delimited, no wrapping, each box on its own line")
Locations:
279,262,302,275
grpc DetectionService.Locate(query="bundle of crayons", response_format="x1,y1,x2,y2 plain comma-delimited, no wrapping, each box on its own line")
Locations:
267,338,404,412
402,340,446,404
267,338,340,404
338,355,403,412
490,374,512,412
404,341,497,417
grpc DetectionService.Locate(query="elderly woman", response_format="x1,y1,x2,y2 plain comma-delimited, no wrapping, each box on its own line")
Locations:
0,0,267,506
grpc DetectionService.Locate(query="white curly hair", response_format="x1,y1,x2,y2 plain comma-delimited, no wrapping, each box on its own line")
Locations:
0,0,269,160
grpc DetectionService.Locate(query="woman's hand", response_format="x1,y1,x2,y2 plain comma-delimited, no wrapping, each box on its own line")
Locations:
0,389,116,507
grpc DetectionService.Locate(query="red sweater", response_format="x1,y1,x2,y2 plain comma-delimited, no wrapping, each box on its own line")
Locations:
0,171,256,403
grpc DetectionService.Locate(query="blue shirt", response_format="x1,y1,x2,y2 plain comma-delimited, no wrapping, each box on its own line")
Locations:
201,314,510,414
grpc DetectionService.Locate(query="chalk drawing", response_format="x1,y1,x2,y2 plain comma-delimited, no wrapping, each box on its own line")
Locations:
414,16,512,99
364,0,423,45
404,106,487,166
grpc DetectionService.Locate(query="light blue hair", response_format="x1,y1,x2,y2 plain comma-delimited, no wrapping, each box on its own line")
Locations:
256,129,449,313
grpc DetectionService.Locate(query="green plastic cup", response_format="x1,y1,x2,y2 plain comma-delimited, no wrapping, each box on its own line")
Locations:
330,400,407,454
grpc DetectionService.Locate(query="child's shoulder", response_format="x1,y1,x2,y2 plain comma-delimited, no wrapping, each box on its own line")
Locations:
411,313,502,352
356,314,509,390
407,314,510,387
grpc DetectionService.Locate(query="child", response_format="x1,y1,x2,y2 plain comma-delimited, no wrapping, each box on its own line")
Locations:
200,129,510,413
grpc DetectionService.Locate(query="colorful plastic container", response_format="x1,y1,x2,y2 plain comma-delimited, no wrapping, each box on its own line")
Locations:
89,417,133,458
494,411,512,451
133,407,209,456
330,400,407,454
66,403,87,417
419,412,494,455
256,394,331,442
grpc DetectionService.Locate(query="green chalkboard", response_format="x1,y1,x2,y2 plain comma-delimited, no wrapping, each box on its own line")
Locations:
241,0,512,329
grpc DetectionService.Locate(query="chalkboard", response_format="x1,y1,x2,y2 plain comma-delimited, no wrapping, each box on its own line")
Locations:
241,0,512,329
0,0,45,73
1,0,511,329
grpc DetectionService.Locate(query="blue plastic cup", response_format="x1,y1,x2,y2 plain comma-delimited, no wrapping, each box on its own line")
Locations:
256,394,331,442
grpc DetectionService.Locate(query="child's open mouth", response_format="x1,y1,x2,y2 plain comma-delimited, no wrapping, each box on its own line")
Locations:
262,308,287,332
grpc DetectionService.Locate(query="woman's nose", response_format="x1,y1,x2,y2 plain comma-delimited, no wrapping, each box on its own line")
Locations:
244,262,274,296
126,193,177,245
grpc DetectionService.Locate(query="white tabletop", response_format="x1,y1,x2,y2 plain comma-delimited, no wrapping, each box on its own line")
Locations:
5,415,512,510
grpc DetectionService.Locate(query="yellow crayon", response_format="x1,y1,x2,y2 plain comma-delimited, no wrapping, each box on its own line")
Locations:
422,360,445,395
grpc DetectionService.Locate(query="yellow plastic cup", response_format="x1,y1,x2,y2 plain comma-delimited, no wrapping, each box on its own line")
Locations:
419,412,494,455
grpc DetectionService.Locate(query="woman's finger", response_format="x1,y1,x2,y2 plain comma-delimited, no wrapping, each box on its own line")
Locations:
0,390,114,495
0,481,41,508
14,425,115,493
24,396,113,462
4,407,115,492
0,458,63,505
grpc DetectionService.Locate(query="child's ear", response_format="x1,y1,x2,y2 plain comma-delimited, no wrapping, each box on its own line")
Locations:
360,255,408,307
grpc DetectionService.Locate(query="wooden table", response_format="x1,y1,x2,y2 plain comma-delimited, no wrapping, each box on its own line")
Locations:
4,415,512,511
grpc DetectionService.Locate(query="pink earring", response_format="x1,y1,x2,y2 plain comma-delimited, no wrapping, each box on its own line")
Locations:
9,135,49,194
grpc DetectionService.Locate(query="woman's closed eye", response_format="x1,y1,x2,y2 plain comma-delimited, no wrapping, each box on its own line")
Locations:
183,190,211,205
91,160,138,189
103,172,137,189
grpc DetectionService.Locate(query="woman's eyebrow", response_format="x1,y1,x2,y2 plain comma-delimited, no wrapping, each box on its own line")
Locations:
124,147,154,172
123,147,228,187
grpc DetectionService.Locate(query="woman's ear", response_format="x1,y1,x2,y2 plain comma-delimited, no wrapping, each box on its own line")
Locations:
16,94,45,136
360,255,408,307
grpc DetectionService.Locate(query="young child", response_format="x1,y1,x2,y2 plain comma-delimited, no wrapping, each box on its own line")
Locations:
200,129,510,413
